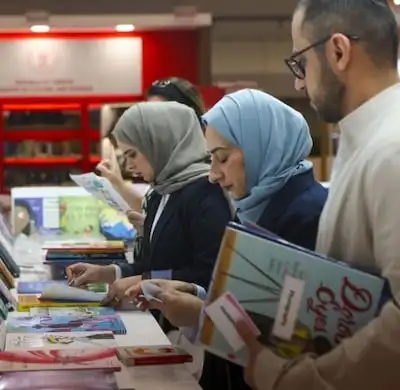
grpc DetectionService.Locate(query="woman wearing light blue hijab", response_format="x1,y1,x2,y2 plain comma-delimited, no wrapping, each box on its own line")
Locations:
203,88,327,245
199,89,328,390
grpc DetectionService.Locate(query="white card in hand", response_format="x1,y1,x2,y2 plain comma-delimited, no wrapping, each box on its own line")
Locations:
205,292,256,352
140,281,163,302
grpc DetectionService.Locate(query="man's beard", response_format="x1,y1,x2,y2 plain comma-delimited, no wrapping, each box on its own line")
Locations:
311,65,346,124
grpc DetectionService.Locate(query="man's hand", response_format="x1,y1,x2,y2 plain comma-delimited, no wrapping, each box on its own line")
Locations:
102,275,142,306
235,319,264,388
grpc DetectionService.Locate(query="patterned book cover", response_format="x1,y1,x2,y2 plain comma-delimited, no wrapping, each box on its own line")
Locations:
17,281,69,294
29,306,116,317
17,295,102,312
17,282,108,297
0,258,15,289
117,345,193,366
7,315,127,335
5,331,116,350
0,369,119,389
200,222,386,366
0,348,120,372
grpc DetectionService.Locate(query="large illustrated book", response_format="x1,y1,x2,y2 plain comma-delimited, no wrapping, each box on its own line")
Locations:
5,331,116,350
7,314,127,334
0,369,119,390
200,222,386,366
0,348,121,372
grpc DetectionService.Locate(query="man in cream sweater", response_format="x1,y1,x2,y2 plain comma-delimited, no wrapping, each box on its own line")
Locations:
240,0,400,389
127,1,400,388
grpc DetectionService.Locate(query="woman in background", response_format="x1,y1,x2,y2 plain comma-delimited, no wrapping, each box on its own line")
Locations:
128,89,328,390
98,77,207,230
67,101,231,301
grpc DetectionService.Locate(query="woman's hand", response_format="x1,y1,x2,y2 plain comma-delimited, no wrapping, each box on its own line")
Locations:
145,289,204,328
125,279,196,300
96,159,124,187
66,263,116,287
126,210,145,235
102,275,142,306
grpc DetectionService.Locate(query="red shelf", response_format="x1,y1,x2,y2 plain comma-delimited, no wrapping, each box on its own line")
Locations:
3,130,81,142
89,155,101,165
4,156,81,166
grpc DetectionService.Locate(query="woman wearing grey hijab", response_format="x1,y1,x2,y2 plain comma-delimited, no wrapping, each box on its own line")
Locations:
68,101,232,304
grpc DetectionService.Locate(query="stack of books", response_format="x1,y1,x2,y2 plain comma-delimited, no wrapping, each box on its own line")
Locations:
42,241,128,280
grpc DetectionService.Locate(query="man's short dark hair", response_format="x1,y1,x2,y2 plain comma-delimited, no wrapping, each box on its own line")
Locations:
296,0,398,68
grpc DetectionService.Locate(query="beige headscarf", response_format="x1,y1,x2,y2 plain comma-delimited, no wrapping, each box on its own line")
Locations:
112,101,210,195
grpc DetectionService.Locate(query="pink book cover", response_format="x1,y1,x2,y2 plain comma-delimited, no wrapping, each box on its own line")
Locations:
0,348,121,373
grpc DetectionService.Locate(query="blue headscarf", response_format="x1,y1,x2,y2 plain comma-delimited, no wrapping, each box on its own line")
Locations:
202,89,313,224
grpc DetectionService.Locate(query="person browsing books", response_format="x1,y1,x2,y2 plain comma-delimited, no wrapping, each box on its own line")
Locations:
67,101,232,304
232,1,400,389
127,88,328,390
96,77,207,225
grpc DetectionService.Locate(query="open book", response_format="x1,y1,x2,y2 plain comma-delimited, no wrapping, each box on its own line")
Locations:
70,173,130,213
39,283,107,303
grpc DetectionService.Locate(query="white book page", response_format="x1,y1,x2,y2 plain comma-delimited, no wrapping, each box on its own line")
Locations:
70,173,130,213
40,283,107,302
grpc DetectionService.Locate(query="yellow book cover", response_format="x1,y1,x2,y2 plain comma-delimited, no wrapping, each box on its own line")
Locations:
0,259,15,288
17,295,101,312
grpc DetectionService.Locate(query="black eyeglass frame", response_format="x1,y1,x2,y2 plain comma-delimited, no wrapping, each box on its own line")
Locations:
284,34,360,80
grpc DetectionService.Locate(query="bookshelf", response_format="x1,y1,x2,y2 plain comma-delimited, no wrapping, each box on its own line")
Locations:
0,87,225,193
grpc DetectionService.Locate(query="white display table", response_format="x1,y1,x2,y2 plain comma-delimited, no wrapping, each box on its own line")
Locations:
8,309,201,390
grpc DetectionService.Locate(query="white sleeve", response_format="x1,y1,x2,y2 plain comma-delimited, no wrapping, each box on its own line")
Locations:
112,264,122,280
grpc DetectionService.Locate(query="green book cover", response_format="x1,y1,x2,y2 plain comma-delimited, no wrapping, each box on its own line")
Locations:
59,196,101,237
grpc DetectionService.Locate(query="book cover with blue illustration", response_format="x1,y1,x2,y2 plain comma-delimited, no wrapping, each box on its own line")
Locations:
7,314,127,335
200,222,386,366
17,281,69,294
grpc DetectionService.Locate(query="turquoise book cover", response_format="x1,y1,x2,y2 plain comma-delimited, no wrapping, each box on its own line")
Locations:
200,222,385,366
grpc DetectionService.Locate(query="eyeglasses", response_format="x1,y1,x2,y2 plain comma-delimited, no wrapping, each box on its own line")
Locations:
284,34,360,80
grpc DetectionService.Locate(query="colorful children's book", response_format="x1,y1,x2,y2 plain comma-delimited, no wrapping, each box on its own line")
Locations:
200,222,386,366
17,295,102,312
70,173,130,213
0,348,121,372
5,331,116,350
17,281,107,295
17,280,69,294
7,314,127,335
117,345,193,366
0,369,119,390
29,306,116,317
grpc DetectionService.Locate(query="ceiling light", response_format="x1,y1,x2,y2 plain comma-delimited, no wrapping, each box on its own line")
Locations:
30,24,50,33
394,0,400,5
115,24,135,32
